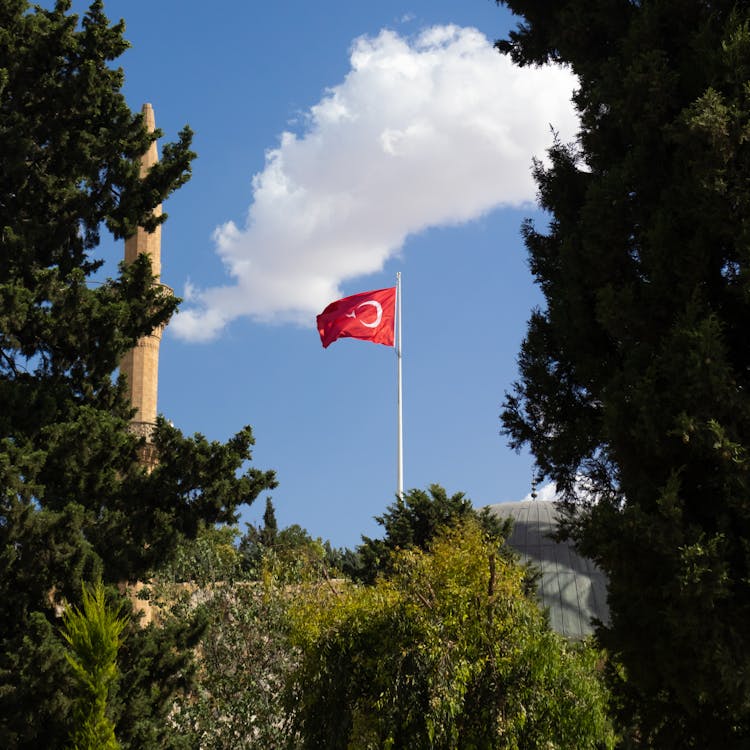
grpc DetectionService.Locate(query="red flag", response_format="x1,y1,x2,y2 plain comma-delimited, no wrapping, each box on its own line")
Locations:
317,287,396,348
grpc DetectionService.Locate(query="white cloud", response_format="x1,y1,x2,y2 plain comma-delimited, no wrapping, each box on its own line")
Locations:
520,481,561,503
172,24,578,342
519,477,601,504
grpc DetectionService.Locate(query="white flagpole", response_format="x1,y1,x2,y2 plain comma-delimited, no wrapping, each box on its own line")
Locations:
396,272,403,498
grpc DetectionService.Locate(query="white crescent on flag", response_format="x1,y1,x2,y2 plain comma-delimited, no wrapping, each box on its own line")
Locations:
356,300,383,328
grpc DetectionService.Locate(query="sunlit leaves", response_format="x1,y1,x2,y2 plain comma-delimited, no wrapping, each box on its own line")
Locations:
290,520,615,749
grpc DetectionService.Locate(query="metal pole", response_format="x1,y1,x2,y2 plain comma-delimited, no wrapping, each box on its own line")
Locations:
396,272,403,498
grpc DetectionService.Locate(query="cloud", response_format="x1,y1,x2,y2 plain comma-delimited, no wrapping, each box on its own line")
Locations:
172,25,578,342
520,482,561,503
519,477,601,504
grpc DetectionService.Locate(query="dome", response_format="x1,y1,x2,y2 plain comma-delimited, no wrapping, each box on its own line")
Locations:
486,500,610,639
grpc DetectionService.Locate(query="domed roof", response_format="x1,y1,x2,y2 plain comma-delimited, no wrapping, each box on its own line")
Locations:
486,499,610,639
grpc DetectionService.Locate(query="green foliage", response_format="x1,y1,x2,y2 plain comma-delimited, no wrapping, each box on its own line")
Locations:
159,522,243,585
61,580,128,750
0,1,276,746
115,611,205,750
240,499,333,584
290,520,615,749
352,484,511,582
498,0,750,744
169,580,301,750
148,522,302,749
261,495,279,542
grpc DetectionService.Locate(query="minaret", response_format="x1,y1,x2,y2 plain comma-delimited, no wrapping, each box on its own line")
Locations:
120,103,167,460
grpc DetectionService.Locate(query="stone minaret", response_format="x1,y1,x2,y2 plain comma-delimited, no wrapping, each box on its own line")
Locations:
120,103,167,458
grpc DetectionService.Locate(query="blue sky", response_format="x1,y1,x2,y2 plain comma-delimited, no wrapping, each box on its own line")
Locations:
77,1,578,548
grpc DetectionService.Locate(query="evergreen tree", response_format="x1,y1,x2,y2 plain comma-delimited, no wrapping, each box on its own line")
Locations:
238,497,278,575
0,2,277,747
352,484,510,582
261,495,279,546
61,580,128,750
498,0,750,744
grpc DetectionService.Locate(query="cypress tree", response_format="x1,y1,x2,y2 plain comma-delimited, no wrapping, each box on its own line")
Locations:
499,1,750,745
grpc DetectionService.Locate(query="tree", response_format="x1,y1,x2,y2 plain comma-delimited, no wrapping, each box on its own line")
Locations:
173,580,301,750
240,499,333,583
498,0,750,744
61,580,128,750
289,520,615,749
351,483,510,582
260,495,280,544
0,2,277,747
239,497,278,575
149,524,302,750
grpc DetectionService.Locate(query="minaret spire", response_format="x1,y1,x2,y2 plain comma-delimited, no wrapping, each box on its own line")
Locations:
120,103,168,457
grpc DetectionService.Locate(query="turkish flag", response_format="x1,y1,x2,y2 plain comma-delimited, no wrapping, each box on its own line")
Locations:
317,287,396,348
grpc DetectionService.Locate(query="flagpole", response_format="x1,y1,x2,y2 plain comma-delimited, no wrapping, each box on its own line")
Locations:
396,272,403,499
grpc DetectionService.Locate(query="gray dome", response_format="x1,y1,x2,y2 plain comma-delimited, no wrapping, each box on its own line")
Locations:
486,500,609,639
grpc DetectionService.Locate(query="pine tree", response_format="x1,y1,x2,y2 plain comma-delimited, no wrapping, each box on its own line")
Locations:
498,0,750,745
0,2,277,747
